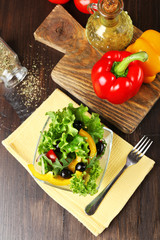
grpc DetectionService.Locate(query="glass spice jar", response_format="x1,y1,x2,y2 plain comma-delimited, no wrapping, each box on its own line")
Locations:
85,0,133,53
0,37,27,88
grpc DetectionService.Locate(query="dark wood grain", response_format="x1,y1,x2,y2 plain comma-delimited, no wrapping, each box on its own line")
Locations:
34,5,160,134
0,0,160,239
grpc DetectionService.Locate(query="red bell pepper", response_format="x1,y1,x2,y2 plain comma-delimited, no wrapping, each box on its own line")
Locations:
91,51,148,104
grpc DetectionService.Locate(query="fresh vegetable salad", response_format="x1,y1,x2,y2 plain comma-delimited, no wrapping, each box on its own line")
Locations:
28,104,107,196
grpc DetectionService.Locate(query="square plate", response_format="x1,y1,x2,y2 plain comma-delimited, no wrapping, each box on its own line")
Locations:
32,117,113,193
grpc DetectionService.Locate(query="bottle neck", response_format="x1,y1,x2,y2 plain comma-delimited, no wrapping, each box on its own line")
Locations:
100,14,119,27
98,0,123,26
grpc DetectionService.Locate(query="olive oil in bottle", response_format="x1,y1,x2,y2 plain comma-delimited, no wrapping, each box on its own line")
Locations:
86,0,133,53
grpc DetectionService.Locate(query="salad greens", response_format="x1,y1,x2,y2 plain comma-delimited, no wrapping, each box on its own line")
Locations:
37,103,106,196
71,157,103,196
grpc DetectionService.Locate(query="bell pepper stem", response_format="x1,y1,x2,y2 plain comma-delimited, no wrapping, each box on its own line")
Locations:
114,51,148,76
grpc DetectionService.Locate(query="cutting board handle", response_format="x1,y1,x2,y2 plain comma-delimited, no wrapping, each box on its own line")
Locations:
34,5,87,55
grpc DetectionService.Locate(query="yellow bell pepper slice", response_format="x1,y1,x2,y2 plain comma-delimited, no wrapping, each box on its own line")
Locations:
68,129,97,184
28,164,82,186
79,128,97,158
68,129,97,171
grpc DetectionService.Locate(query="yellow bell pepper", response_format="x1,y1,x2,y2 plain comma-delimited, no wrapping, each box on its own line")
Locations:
28,129,97,186
79,128,97,158
67,129,97,171
126,29,160,83
28,164,82,186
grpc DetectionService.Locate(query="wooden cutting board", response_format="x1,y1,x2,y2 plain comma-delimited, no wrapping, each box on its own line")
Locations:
34,5,160,134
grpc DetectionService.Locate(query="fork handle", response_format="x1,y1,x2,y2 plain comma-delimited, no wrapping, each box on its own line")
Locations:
85,165,128,215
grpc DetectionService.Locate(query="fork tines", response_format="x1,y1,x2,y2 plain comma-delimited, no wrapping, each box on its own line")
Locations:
133,135,153,158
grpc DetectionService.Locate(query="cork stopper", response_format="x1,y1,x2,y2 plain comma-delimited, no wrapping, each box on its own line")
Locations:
103,0,119,13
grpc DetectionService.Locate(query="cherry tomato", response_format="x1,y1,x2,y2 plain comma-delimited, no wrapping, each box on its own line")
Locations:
46,149,57,162
74,0,98,14
48,0,70,4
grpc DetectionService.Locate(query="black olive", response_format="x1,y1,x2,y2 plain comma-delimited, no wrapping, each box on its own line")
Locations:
73,120,83,131
96,141,104,155
55,142,60,152
60,169,73,179
75,162,86,172
53,142,61,157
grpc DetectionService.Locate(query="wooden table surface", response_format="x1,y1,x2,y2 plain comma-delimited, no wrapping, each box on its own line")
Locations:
0,0,159,239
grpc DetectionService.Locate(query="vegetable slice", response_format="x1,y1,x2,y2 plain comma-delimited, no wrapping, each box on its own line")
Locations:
79,129,97,158
28,164,82,186
68,129,97,172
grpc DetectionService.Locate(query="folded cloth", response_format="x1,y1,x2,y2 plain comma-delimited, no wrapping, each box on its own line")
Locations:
2,89,155,236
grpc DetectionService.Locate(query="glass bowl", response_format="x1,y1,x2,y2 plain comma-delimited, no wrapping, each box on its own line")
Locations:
32,116,113,193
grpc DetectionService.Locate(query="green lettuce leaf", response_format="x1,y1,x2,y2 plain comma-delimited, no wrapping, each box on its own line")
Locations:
67,103,104,143
37,103,105,192
70,160,102,196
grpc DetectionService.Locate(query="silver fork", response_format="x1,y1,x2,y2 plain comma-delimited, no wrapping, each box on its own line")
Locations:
85,136,153,216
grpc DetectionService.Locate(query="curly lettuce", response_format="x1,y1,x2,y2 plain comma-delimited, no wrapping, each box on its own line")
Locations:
70,160,102,196
37,103,105,194
67,104,104,143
